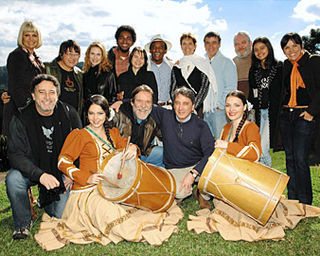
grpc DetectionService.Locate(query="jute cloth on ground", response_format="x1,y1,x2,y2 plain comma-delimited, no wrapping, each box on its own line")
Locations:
187,197,320,241
35,188,183,251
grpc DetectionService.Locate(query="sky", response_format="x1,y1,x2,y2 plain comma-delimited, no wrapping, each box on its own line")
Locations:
0,0,319,67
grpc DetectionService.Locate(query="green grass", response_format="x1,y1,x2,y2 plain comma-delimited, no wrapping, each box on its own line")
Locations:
0,152,320,256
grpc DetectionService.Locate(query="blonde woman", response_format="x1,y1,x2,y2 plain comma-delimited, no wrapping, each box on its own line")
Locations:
3,20,44,135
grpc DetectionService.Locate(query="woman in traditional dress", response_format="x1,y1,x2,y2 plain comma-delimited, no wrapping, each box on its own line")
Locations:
171,33,217,118
188,90,320,242
248,37,283,166
35,95,182,251
215,90,261,161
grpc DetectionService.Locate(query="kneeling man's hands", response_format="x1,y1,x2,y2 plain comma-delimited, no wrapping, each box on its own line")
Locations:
40,173,60,190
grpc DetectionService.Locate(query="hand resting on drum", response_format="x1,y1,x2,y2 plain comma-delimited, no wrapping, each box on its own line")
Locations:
215,139,228,149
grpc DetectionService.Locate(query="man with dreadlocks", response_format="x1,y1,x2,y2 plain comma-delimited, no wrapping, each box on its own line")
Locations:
215,90,261,161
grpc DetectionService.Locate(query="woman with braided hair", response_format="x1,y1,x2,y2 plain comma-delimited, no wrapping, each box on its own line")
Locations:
215,90,261,162
35,94,183,250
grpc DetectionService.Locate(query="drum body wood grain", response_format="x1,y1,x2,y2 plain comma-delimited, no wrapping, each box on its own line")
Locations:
198,149,289,225
98,152,176,212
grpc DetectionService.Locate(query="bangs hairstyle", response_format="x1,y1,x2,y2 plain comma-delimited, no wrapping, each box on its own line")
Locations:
57,39,81,61
17,20,42,49
129,47,148,71
180,33,197,45
280,32,303,50
83,41,113,73
252,37,276,69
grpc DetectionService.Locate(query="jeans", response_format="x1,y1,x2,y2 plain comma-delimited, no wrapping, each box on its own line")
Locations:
279,108,316,204
204,109,227,139
140,146,164,167
259,109,272,166
6,169,69,229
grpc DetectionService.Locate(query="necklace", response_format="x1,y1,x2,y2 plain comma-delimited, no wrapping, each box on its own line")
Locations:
85,126,114,151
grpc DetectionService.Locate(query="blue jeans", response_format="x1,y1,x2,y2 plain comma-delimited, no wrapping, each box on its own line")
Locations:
6,169,69,229
140,146,164,167
279,108,316,204
204,109,227,139
259,109,272,166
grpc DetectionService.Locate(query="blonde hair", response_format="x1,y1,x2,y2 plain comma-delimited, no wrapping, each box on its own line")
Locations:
83,41,113,73
17,20,42,49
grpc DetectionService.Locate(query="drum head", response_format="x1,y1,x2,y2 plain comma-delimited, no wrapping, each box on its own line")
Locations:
98,152,138,200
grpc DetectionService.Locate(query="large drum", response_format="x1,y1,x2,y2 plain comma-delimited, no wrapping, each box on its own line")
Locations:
198,149,289,225
98,151,176,213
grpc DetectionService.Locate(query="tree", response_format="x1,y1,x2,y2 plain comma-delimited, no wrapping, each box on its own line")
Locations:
302,28,320,54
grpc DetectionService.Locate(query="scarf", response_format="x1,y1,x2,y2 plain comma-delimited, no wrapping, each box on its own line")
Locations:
288,53,305,107
20,101,72,207
177,54,217,112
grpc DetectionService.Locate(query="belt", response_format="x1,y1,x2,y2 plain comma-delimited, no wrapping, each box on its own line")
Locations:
282,106,308,112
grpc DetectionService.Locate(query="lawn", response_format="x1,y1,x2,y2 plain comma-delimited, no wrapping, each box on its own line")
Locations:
0,151,319,256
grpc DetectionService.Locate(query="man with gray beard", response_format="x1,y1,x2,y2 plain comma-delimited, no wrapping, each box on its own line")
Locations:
112,85,163,167
233,31,252,98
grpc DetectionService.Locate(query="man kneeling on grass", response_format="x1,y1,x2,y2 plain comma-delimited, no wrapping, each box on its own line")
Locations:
5,74,81,239
151,87,215,208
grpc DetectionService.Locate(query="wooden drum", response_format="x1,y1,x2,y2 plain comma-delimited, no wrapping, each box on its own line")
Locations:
198,148,289,225
98,151,176,213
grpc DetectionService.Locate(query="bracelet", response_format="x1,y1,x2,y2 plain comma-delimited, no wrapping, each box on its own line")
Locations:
189,170,198,178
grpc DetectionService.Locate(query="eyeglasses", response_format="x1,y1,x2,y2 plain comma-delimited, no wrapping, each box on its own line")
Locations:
65,52,80,58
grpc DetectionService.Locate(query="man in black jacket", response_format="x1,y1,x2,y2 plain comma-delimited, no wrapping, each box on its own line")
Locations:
5,74,82,240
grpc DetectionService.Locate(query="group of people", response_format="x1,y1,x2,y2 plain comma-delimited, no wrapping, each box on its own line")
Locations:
1,20,320,248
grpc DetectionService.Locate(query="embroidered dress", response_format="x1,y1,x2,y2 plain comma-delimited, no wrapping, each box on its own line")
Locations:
35,128,183,251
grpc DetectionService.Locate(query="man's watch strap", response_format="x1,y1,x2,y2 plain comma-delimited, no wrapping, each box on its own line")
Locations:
190,170,199,178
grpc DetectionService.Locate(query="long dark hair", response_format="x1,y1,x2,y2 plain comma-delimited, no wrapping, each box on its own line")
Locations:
251,37,276,69
226,90,248,143
129,47,148,72
86,95,114,147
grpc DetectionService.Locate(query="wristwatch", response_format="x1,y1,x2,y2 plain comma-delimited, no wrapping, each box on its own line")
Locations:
189,170,198,178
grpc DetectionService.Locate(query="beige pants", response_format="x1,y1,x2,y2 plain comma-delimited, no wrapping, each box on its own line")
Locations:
168,166,195,199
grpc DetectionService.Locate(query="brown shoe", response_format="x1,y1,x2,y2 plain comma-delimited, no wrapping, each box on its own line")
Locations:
193,189,211,209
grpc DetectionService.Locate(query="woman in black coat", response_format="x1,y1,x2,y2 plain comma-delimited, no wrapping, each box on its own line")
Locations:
3,20,44,135
83,42,118,104
118,47,158,103
279,32,320,205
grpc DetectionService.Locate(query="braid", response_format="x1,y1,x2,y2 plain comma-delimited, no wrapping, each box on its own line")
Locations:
105,128,115,149
104,121,115,149
233,111,248,142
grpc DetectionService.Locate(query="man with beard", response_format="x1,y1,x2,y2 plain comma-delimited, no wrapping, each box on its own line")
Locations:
108,25,137,80
6,74,82,239
233,31,252,98
145,34,173,106
113,85,163,167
